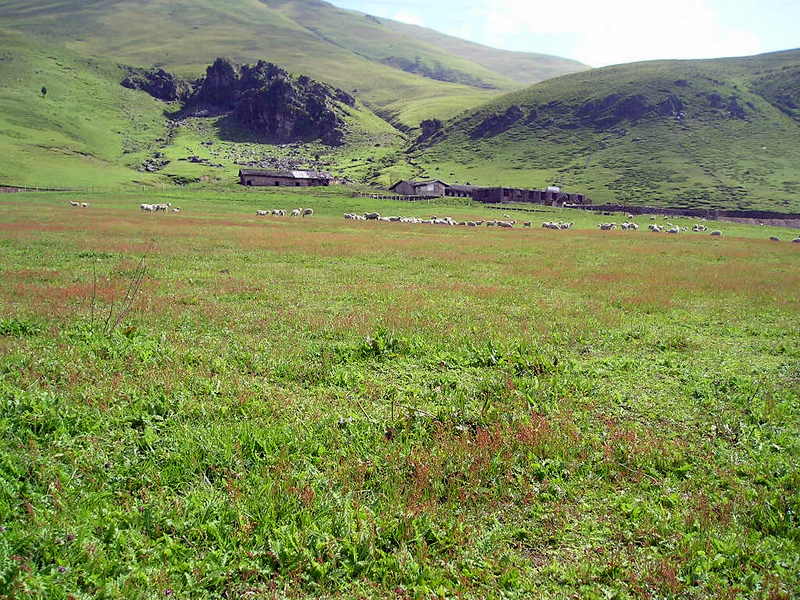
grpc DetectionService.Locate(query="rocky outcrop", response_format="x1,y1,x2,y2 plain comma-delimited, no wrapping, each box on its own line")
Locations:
123,58,354,146
121,67,193,101
470,105,524,139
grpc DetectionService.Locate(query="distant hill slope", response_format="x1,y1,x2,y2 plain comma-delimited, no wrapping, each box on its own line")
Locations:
414,49,800,212
0,0,587,127
0,30,400,188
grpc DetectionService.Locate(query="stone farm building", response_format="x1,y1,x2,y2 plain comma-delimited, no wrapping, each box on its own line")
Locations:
239,169,333,187
471,187,590,205
388,179,449,197
388,179,591,205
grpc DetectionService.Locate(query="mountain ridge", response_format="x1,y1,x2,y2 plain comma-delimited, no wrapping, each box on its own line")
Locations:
411,49,800,212
0,0,587,127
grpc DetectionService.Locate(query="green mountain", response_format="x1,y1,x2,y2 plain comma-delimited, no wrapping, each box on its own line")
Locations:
0,0,586,127
414,50,800,212
0,31,399,188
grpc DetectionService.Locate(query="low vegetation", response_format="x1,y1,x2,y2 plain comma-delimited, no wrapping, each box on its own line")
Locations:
1,188,798,598
415,50,800,212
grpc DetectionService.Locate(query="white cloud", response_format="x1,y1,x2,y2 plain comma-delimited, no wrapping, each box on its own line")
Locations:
391,10,425,26
474,0,764,66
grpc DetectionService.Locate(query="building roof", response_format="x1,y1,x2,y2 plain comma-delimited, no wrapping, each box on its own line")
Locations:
412,179,449,187
448,184,480,193
239,169,333,179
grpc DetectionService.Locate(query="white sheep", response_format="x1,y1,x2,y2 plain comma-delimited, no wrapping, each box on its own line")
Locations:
172,208,181,213
667,227,680,234
792,238,800,243
256,210,269,216
70,201,80,207
80,203,89,208
140,203,155,212
302,208,313,218
291,208,302,217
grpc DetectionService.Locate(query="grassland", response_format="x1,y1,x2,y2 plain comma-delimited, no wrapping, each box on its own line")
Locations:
415,50,800,213
0,0,585,128
0,29,409,189
1,187,798,598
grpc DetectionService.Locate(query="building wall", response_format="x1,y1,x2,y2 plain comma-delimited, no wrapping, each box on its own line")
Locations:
240,175,329,187
390,181,418,195
413,181,446,197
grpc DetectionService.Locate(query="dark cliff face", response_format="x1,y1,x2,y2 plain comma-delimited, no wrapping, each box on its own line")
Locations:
123,58,355,146
121,67,193,101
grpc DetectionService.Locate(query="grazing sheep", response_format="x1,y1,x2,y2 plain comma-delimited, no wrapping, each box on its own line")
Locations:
467,221,477,227
648,224,662,232
486,221,497,227
769,236,780,242
140,203,156,212
291,208,302,217
497,221,513,228
599,223,616,231
792,238,800,243
80,203,89,208
364,212,380,220
710,230,722,236
69,201,80,207
172,208,181,213
256,210,269,216
667,227,680,234
627,214,634,220
302,208,314,218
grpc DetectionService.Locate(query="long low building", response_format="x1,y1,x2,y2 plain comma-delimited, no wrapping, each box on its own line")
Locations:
471,187,590,206
239,169,333,187
388,179,591,205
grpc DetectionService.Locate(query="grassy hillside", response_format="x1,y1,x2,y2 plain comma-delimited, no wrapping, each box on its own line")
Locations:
0,0,586,127
0,29,407,188
381,19,587,85
0,30,167,187
415,50,800,212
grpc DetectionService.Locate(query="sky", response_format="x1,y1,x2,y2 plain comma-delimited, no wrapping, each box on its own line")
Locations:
328,0,800,66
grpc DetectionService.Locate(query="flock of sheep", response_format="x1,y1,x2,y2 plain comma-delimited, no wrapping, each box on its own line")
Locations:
257,208,313,217
63,201,800,242
338,211,800,242
140,203,181,213
342,212,572,229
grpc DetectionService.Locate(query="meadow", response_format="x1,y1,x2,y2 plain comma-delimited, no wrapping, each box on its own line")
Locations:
1,187,799,599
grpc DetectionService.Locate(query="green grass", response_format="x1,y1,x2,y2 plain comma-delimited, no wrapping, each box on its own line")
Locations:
0,30,166,187
0,187,799,598
0,0,585,128
415,50,800,212
0,30,409,188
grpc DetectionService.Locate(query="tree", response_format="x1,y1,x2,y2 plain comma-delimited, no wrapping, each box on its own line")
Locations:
41,86,47,97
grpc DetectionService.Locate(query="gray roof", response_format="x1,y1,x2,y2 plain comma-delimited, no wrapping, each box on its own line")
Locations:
448,184,480,193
